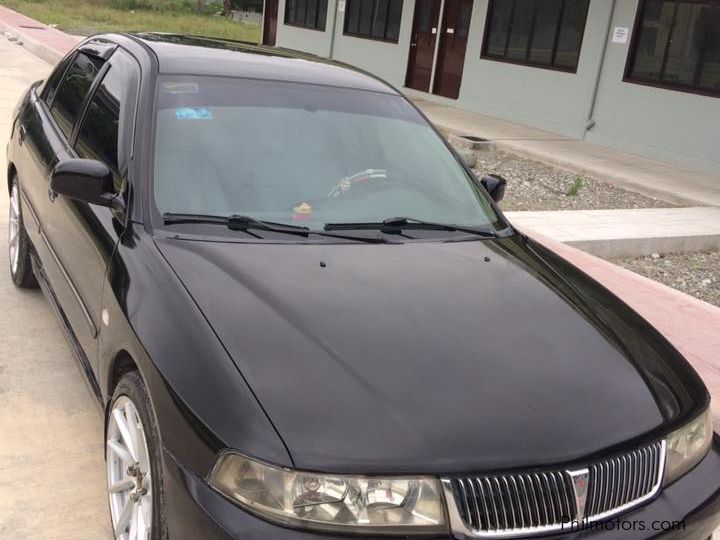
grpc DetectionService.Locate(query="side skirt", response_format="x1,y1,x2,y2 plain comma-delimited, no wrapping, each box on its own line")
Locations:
31,252,104,410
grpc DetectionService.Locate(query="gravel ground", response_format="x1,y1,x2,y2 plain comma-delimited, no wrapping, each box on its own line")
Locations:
611,251,720,308
469,149,675,211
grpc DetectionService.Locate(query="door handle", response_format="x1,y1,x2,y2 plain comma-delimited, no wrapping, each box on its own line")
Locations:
18,124,27,143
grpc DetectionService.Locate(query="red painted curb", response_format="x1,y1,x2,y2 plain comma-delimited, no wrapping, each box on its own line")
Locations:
0,5,79,63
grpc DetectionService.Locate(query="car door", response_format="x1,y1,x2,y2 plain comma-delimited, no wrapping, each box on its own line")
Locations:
15,46,108,367
50,47,141,376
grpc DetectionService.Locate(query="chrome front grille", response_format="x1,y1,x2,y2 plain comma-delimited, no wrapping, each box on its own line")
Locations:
451,471,576,533
585,441,664,518
444,441,666,538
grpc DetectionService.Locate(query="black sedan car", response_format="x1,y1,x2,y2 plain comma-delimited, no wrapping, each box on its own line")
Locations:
6,33,720,540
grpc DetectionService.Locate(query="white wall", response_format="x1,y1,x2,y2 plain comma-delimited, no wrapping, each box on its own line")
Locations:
272,0,720,171
275,0,335,57
453,0,613,138
330,0,415,88
585,0,720,172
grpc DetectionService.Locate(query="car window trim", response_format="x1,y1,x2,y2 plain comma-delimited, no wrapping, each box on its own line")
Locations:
46,50,107,149
42,51,77,109
69,60,112,147
73,47,142,176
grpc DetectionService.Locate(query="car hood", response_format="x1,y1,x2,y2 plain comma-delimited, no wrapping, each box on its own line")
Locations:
155,235,706,474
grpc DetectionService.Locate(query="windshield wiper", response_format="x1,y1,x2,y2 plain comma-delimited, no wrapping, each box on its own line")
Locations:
164,213,310,234
162,213,391,243
324,216,500,238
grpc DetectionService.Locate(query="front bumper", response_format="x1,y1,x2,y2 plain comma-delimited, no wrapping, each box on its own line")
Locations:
162,435,720,540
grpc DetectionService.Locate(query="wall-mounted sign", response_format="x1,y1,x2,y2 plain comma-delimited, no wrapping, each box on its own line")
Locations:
612,27,629,44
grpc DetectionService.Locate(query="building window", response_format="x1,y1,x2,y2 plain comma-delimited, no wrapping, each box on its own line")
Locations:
285,0,328,30
344,0,404,42
481,0,590,72
626,0,720,97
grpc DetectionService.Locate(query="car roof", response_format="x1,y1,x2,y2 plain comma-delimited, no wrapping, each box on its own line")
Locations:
122,32,399,95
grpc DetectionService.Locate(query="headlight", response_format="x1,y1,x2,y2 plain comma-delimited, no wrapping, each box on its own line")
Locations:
209,452,447,534
664,407,713,486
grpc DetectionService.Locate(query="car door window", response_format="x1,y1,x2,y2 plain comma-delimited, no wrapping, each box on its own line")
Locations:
50,52,104,139
75,50,140,194
42,53,74,105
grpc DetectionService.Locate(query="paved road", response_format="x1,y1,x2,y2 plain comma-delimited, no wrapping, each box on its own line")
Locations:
0,37,112,539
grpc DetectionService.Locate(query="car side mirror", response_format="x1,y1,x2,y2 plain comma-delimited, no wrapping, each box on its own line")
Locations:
50,158,123,210
479,174,507,203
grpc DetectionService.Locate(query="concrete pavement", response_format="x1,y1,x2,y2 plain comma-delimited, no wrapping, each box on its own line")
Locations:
507,207,720,258
0,36,112,539
412,96,720,208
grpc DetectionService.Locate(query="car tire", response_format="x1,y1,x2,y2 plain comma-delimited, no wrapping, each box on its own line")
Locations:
8,174,38,289
106,371,168,540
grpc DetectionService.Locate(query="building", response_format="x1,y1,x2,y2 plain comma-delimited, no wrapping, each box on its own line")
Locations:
260,0,720,172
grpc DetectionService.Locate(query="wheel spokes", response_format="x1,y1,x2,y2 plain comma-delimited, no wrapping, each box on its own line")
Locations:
115,496,134,534
108,396,153,540
10,188,19,218
112,408,138,461
107,439,135,466
109,477,135,494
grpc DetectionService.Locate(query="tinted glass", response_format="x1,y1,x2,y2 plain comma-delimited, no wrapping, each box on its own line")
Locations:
51,52,103,138
386,0,403,40
553,0,589,68
371,0,389,39
344,0,403,41
483,0,589,70
506,0,533,61
345,0,361,33
75,50,139,192
699,8,720,90
43,54,73,105
628,0,720,95
630,0,669,80
485,0,512,57
359,0,374,35
528,0,563,65
285,0,327,29
153,76,500,232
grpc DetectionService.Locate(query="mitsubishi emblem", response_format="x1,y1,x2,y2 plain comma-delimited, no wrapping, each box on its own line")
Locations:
568,468,590,518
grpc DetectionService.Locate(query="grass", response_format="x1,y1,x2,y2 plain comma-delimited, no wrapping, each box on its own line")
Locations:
565,176,584,197
3,0,261,42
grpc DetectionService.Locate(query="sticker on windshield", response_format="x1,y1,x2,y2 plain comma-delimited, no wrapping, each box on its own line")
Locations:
162,82,199,94
175,107,213,120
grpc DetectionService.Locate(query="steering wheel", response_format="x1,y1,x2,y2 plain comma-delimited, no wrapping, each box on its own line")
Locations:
327,169,390,199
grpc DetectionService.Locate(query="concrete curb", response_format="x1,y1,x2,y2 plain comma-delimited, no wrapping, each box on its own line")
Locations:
506,207,720,258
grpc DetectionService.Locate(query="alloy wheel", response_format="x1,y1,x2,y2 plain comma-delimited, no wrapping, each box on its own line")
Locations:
8,183,20,275
107,396,153,540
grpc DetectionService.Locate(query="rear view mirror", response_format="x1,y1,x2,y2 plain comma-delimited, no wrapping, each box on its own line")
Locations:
50,158,123,209
479,174,507,203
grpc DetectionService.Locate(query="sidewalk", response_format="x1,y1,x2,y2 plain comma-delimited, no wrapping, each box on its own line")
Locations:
411,96,720,208
507,207,720,258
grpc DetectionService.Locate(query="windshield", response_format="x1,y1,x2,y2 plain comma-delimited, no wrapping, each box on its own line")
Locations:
152,75,501,231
